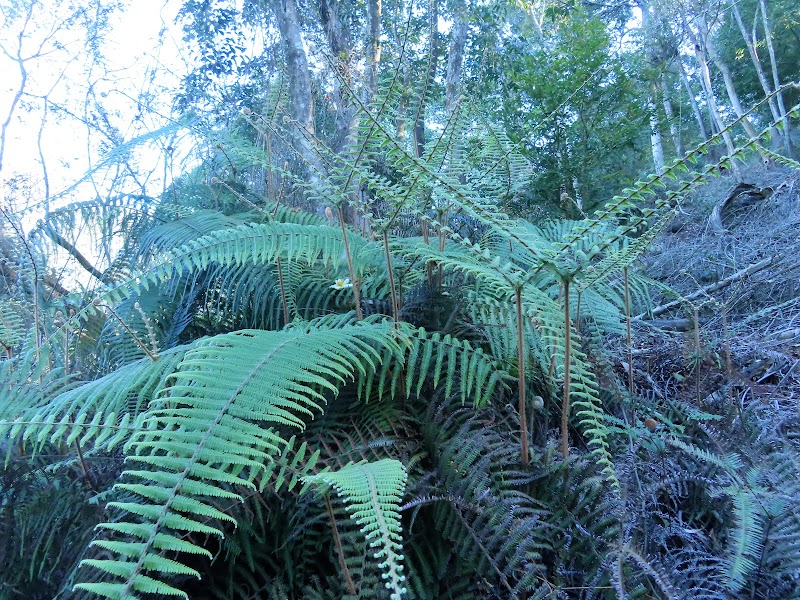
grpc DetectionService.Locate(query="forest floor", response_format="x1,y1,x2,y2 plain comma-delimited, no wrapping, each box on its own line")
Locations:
636,159,799,429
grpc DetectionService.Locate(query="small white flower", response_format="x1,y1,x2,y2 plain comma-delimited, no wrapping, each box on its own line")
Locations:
330,278,353,290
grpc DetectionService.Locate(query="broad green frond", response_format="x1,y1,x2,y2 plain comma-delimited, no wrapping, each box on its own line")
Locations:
3,345,191,454
304,459,408,600
95,223,375,311
75,322,403,599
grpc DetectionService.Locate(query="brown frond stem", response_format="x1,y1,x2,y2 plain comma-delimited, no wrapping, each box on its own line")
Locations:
561,278,572,460
383,230,399,325
515,287,529,466
325,495,357,596
338,206,363,320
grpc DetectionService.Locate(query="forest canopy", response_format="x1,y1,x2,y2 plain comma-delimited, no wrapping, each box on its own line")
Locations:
1,0,799,598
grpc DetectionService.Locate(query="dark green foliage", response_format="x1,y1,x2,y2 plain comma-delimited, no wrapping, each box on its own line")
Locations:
2,3,800,597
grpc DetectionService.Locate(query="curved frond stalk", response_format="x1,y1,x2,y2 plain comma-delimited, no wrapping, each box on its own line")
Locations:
515,286,529,466
561,278,571,461
304,459,408,600
74,322,403,599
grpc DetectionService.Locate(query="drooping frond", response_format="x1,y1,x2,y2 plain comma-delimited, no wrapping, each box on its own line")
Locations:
74,321,404,599
95,222,377,310
3,345,190,454
304,459,409,600
360,326,511,407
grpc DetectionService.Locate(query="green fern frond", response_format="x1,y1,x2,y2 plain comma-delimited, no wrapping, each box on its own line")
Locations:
0,299,28,352
78,222,376,319
724,489,765,592
304,459,408,600
138,209,248,257
666,438,744,474
3,345,191,455
360,327,510,407
0,344,70,425
74,322,403,599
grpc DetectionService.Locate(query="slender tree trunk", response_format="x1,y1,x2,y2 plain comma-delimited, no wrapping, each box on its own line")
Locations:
637,0,670,169
729,0,781,125
318,0,354,154
759,0,792,154
444,9,468,183
649,96,666,173
366,0,382,99
273,0,313,134
272,0,324,192
681,10,737,159
699,15,759,140
678,58,710,142
660,75,684,157
444,13,468,117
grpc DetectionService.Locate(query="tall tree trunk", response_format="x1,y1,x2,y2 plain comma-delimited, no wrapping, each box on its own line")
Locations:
637,0,670,169
413,0,439,160
318,0,354,154
444,13,468,117
444,9,468,182
681,9,737,161
699,14,759,140
366,0,382,99
273,0,313,134
758,0,792,154
678,58,710,142
729,0,781,125
660,75,684,157
648,92,666,173
272,0,323,192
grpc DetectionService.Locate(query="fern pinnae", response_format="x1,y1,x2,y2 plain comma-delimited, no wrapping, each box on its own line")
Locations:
74,323,402,599
304,459,409,599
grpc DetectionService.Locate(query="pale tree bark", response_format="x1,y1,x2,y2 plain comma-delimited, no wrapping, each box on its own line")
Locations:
698,14,759,140
693,40,737,157
272,0,324,191
680,8,737,161
637,0,667,172
678,57,710,141
273,0,314,133
649,92,666,173
758,0,792,154
444,12,468,117
318,0,355,154
636,0,669,173
729,0,781,124
366,0,382,99
660,75,684,157
444,9,468,181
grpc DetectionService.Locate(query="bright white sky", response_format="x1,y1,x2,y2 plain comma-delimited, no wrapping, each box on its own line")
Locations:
0,0,188,213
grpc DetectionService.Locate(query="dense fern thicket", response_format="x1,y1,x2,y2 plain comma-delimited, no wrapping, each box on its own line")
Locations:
2,2,800,598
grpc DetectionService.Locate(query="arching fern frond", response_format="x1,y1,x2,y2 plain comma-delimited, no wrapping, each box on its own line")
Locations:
359,327,511,407
304,459,409,600
94,223,377,311
3,345,191,455
74,321,404,599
